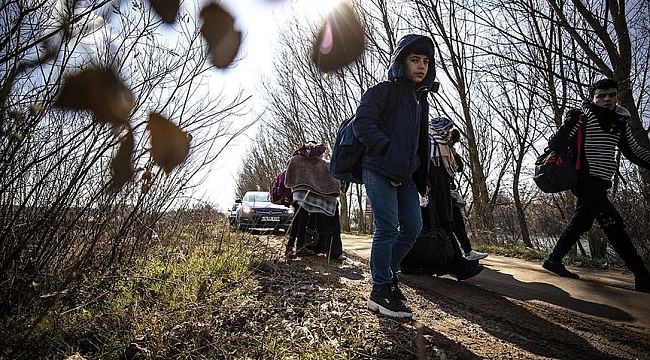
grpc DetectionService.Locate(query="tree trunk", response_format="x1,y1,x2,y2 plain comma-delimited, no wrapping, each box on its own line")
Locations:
513,157,533,248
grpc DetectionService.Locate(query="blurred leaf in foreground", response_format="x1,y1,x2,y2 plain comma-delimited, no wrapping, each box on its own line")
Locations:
109,126,135,192
147,113,190,173
200,2,242,69
55,67,134,125
149,0,180,24
311,3,365,73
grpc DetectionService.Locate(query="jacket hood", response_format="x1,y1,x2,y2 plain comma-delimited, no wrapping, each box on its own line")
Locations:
614,104,631,119
582,101,631,121
388,34,436,90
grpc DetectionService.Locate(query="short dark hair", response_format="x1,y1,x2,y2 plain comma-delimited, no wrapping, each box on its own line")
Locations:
589,78,618,99
403,40,433,60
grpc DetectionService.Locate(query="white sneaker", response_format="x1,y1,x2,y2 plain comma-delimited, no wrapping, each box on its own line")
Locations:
465,250,488,261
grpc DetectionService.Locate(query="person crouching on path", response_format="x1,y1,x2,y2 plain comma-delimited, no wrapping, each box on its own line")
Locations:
542,78,650,293
353,34,435,318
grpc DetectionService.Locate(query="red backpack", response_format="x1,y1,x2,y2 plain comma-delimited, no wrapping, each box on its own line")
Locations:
269,170,292,205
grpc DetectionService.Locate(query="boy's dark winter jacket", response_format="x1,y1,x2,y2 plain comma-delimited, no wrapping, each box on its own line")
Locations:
352,34,435,195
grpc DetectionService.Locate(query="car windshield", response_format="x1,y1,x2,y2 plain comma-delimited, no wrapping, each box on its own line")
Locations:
245,192,270,202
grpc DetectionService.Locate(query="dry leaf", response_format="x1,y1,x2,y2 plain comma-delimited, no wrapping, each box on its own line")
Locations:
149,0,180,24
147,113,190,173
109,127,135,191
55,67,134,125
311,3,365,73
200,2,242,68
141,170,153,181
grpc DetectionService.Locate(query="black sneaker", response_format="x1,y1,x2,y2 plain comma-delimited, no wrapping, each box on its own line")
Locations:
367,285,412,318
542,259,580,279
455,262,484,281
635,273,650,293
392,276,407,304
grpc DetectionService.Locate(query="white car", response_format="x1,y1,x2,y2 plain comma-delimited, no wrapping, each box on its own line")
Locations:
234,191,294,232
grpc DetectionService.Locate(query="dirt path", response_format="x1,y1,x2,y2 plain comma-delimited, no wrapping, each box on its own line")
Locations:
339,234,650,359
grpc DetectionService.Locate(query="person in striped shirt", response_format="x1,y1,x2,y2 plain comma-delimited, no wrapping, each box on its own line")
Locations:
542,78,650,293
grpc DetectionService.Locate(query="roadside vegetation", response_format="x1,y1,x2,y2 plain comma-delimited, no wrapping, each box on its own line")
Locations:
2,212,638,360
1,216,436,359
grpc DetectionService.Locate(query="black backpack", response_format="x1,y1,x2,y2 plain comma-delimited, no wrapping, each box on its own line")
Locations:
533,115,584,193
329,81,397,184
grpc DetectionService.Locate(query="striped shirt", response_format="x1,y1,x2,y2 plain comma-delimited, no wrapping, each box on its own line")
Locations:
562,104,650,182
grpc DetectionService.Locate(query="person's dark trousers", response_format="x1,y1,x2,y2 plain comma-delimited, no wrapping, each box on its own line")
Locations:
287,205,309,250
548,178,650,277
286,203,299,249
452,206,472,255
310,211,343,258
324,210,343,258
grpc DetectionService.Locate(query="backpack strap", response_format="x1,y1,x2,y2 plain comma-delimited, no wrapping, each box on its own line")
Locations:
575,115,583,170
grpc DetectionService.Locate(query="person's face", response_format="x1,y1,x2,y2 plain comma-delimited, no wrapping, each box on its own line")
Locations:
592,88,618,110
404,53,429,84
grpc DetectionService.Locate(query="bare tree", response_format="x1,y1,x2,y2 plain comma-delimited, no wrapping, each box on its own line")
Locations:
409,0,499,240
0,0,250,307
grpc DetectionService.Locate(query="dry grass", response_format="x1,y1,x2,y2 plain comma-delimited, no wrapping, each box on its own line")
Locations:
0,223,437,360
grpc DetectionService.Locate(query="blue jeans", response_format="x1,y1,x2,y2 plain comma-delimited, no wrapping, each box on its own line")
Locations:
363,169,422,291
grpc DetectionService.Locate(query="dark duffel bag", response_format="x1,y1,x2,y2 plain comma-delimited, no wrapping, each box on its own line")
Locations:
403,227,455,268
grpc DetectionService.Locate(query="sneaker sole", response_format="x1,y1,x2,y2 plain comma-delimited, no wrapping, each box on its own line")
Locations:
456,265,485,281
465,254,488,261
367,299,412,318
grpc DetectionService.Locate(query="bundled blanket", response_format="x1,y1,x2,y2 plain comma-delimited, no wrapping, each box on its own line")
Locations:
292,188,338,217
285,154,341,197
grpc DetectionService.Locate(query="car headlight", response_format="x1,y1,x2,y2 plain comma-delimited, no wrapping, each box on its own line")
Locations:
242,206,254,214
286,207,294,214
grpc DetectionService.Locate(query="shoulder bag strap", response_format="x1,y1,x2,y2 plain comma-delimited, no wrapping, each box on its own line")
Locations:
575,115,583,170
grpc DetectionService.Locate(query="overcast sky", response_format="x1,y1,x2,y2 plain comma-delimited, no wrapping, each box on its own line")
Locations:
191,0,340,211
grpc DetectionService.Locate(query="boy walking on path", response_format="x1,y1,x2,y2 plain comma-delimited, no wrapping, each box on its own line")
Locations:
354,34,436,318
542,78,650,293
